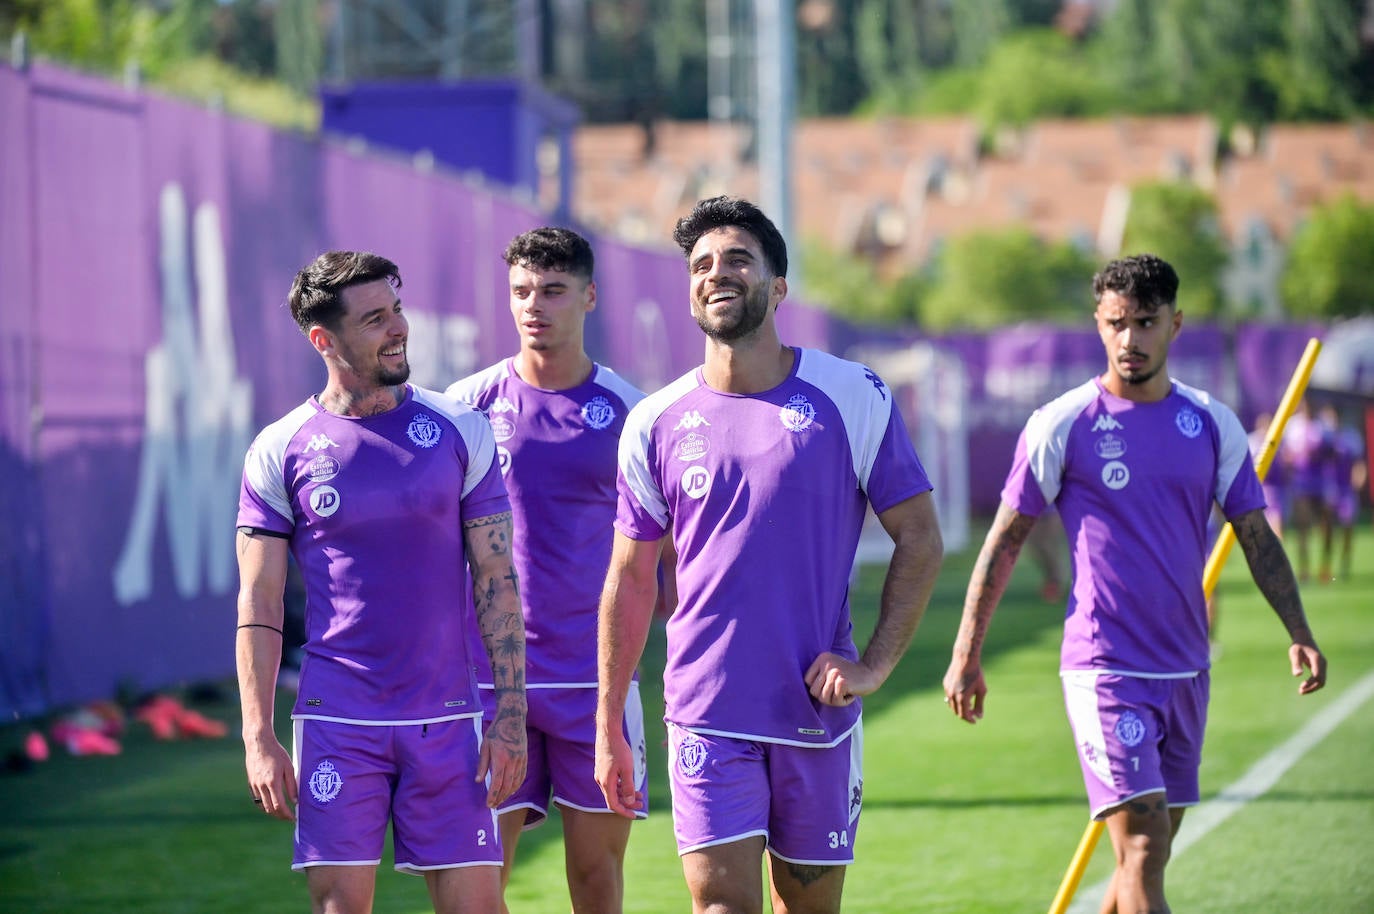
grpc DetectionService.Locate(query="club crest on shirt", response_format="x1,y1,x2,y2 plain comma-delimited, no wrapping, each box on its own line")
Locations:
779,394,816,432
305,455,341,482
1094,434,1126,460
677,733,708,777
407,413,442,448
1175,407,1203,439
496,446,512,476
1101,460,1130,490
677,432,710,462
309,485,341,517
581,395,616,430
309,759,344,804
1115,711,1147,748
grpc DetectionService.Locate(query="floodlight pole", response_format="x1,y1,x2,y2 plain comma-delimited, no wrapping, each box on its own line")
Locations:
754,0,800,288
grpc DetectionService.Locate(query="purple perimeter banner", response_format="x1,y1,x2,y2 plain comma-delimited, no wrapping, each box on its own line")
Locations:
0,61,1331,717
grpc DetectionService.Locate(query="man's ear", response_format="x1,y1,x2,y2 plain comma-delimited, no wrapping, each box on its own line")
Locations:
308,324,333,356
771,275,788,309
585,279,597,313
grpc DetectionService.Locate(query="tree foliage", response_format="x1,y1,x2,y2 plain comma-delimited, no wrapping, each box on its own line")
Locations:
799,240,927,324
920,228,1095,330
975,28,1112,127
1281,195,1374,318
1119,182,1228,318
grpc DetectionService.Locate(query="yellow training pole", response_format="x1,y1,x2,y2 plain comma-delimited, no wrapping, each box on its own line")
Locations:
1045,337,1322,914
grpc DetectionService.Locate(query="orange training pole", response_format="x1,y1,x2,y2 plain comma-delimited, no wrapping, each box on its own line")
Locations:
1045,337,1322,914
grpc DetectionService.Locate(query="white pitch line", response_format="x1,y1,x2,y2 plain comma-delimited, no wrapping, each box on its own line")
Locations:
1067,668,1374,914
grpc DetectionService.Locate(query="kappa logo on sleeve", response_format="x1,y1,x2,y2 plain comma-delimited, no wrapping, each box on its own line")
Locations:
863,367,887,400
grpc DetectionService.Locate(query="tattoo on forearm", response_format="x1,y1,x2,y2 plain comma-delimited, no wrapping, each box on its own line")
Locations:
954,508,1035,659
487,693,526,743
1234,511,1310,638
464,511,514,553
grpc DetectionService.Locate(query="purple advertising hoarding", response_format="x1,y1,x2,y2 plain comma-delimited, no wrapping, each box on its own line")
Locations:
0,61,1333,719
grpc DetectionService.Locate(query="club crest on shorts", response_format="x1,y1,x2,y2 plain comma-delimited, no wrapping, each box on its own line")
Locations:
1175,407,1203,439
581,395,616,430
779,394,816,432
309,759,344,803
407,413,442,448
1115,711,1147,748
677,733,708,777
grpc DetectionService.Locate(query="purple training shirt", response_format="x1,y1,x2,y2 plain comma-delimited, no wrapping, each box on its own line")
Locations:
1002,378,1266,676
447,359,645,686
616,347,932,747
237,385,510,724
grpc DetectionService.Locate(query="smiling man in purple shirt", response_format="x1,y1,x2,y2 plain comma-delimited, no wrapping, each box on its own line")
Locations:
236,251,526,914
597,197,943,914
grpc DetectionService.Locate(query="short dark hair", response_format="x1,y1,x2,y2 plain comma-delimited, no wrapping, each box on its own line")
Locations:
503,227,594,280
672,196,788,278
1092,254,1179,313
289,251,401,333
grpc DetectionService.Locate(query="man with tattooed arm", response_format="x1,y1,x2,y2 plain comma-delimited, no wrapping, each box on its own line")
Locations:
942,254,1326,914
235,250,526,914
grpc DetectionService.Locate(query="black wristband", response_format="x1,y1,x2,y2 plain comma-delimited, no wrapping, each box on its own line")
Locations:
237,623,284,636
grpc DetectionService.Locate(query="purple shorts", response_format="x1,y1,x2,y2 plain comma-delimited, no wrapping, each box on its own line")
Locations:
1061,672,1209,819
291,717,501,872
666,721,863,865
481,682,648,827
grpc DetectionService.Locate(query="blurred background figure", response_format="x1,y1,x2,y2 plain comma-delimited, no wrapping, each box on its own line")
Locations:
1248,411,1287,540
1317,403,1367,582
1281,399,1326,581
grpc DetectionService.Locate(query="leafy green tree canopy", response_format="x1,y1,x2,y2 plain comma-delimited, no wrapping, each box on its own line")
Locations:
1281,194,1374,318
1119,181,1228,318
920,227,1095,330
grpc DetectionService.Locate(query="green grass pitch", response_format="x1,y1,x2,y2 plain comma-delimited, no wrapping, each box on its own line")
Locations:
2,523,1370,913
